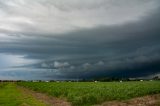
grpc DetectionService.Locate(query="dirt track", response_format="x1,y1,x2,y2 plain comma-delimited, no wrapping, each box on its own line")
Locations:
96,94,160,106
18,86,71,106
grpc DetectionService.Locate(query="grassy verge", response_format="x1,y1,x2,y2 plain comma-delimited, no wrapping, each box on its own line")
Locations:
18,81,160,106
0,83,47,106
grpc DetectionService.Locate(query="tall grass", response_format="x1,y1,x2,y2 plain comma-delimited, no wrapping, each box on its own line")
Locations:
0,83,47,106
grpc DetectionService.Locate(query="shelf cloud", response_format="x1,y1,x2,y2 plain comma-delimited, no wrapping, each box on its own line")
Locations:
0,0,160,80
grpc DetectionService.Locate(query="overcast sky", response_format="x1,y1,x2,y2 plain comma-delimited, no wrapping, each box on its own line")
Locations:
0,0,160,80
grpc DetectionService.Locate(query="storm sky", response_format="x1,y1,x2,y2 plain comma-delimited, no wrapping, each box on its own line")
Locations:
0,0,160,80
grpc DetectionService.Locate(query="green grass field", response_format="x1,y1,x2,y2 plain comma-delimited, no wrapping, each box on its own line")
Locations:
0,83,47,106
17,81,160,106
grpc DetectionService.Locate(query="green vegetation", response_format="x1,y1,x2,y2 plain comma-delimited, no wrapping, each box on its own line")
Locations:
18,81,160,106
0,83,47,106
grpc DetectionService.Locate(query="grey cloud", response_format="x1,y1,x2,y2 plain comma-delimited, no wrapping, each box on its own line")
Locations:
0,0,160,80
95,61,104,66
54,61,70,68
0,0,159,34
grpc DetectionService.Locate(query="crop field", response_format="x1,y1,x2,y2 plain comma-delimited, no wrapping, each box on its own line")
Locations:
17,81,160,106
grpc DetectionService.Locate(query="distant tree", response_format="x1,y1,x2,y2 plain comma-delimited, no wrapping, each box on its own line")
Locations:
93,77,124,82
152,76,159,80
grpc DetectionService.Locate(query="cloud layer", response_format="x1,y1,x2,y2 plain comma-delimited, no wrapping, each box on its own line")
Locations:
0,0,160,80
0,0,158,34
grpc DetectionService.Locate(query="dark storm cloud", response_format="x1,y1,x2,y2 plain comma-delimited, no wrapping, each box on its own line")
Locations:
0,0,160,80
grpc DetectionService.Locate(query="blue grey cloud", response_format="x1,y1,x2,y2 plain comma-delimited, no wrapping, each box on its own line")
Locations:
0,0,160,80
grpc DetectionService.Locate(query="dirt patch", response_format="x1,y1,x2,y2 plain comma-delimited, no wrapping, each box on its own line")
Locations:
96,94,160,106
18,86,71,106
